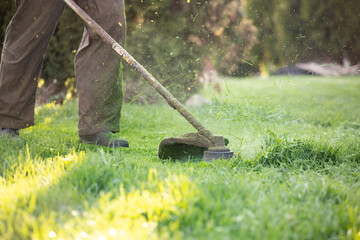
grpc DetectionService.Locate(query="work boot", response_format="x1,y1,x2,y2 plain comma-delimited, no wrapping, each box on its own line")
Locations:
80,131,129,148
0,128,19,138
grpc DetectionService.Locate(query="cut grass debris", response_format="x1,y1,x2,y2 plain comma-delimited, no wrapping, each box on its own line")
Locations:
256,130,355,169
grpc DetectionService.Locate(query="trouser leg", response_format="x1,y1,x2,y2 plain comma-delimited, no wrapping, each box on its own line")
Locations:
75,0,126,136
0,0,65,129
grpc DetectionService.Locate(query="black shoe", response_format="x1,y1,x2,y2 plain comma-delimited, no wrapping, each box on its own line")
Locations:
80,131,129,148
0,128,19,138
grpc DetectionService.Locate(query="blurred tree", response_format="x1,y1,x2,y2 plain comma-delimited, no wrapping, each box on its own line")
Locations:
300,0,360,64
123,0,202,103
247,0,360,69
185,0,258,76
124,0,258,103
0,0,16,55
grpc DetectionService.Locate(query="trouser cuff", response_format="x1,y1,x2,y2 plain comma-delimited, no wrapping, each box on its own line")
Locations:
0,117,34,129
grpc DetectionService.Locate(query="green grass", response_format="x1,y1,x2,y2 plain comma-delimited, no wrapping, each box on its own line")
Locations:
0,76,359,240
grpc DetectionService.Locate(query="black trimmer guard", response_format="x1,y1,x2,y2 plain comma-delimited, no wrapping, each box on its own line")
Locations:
158,132,233,161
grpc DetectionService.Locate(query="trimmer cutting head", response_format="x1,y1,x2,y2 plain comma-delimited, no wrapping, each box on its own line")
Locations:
158,132,234,161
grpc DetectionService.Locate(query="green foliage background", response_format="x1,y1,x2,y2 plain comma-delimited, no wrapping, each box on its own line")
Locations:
0,1,16,49
123,0,257,103
123,0,203,103
1,0,359,102
0,0,255,103
246,0,360,68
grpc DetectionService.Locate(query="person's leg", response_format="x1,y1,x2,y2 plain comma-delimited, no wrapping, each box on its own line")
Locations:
0,0,66,130
75,0,126,137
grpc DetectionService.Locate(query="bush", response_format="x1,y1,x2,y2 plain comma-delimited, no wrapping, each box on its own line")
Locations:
123,0,202,103
0,1,16,55
247,0,360,68
124,0,258,103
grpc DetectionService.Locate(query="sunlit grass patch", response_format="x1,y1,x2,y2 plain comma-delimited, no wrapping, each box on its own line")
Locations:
51,169,199,239
0,146,84,239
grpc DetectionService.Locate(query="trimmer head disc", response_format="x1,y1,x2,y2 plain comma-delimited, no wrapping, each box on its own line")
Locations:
203,150,234,162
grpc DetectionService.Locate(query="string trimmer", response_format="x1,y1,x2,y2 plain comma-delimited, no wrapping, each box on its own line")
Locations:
64,0,234,161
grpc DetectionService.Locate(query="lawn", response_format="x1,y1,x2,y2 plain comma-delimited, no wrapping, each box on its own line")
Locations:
0,76,359,240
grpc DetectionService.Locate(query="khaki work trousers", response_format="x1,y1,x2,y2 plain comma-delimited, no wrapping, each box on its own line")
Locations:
0,0,126,136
